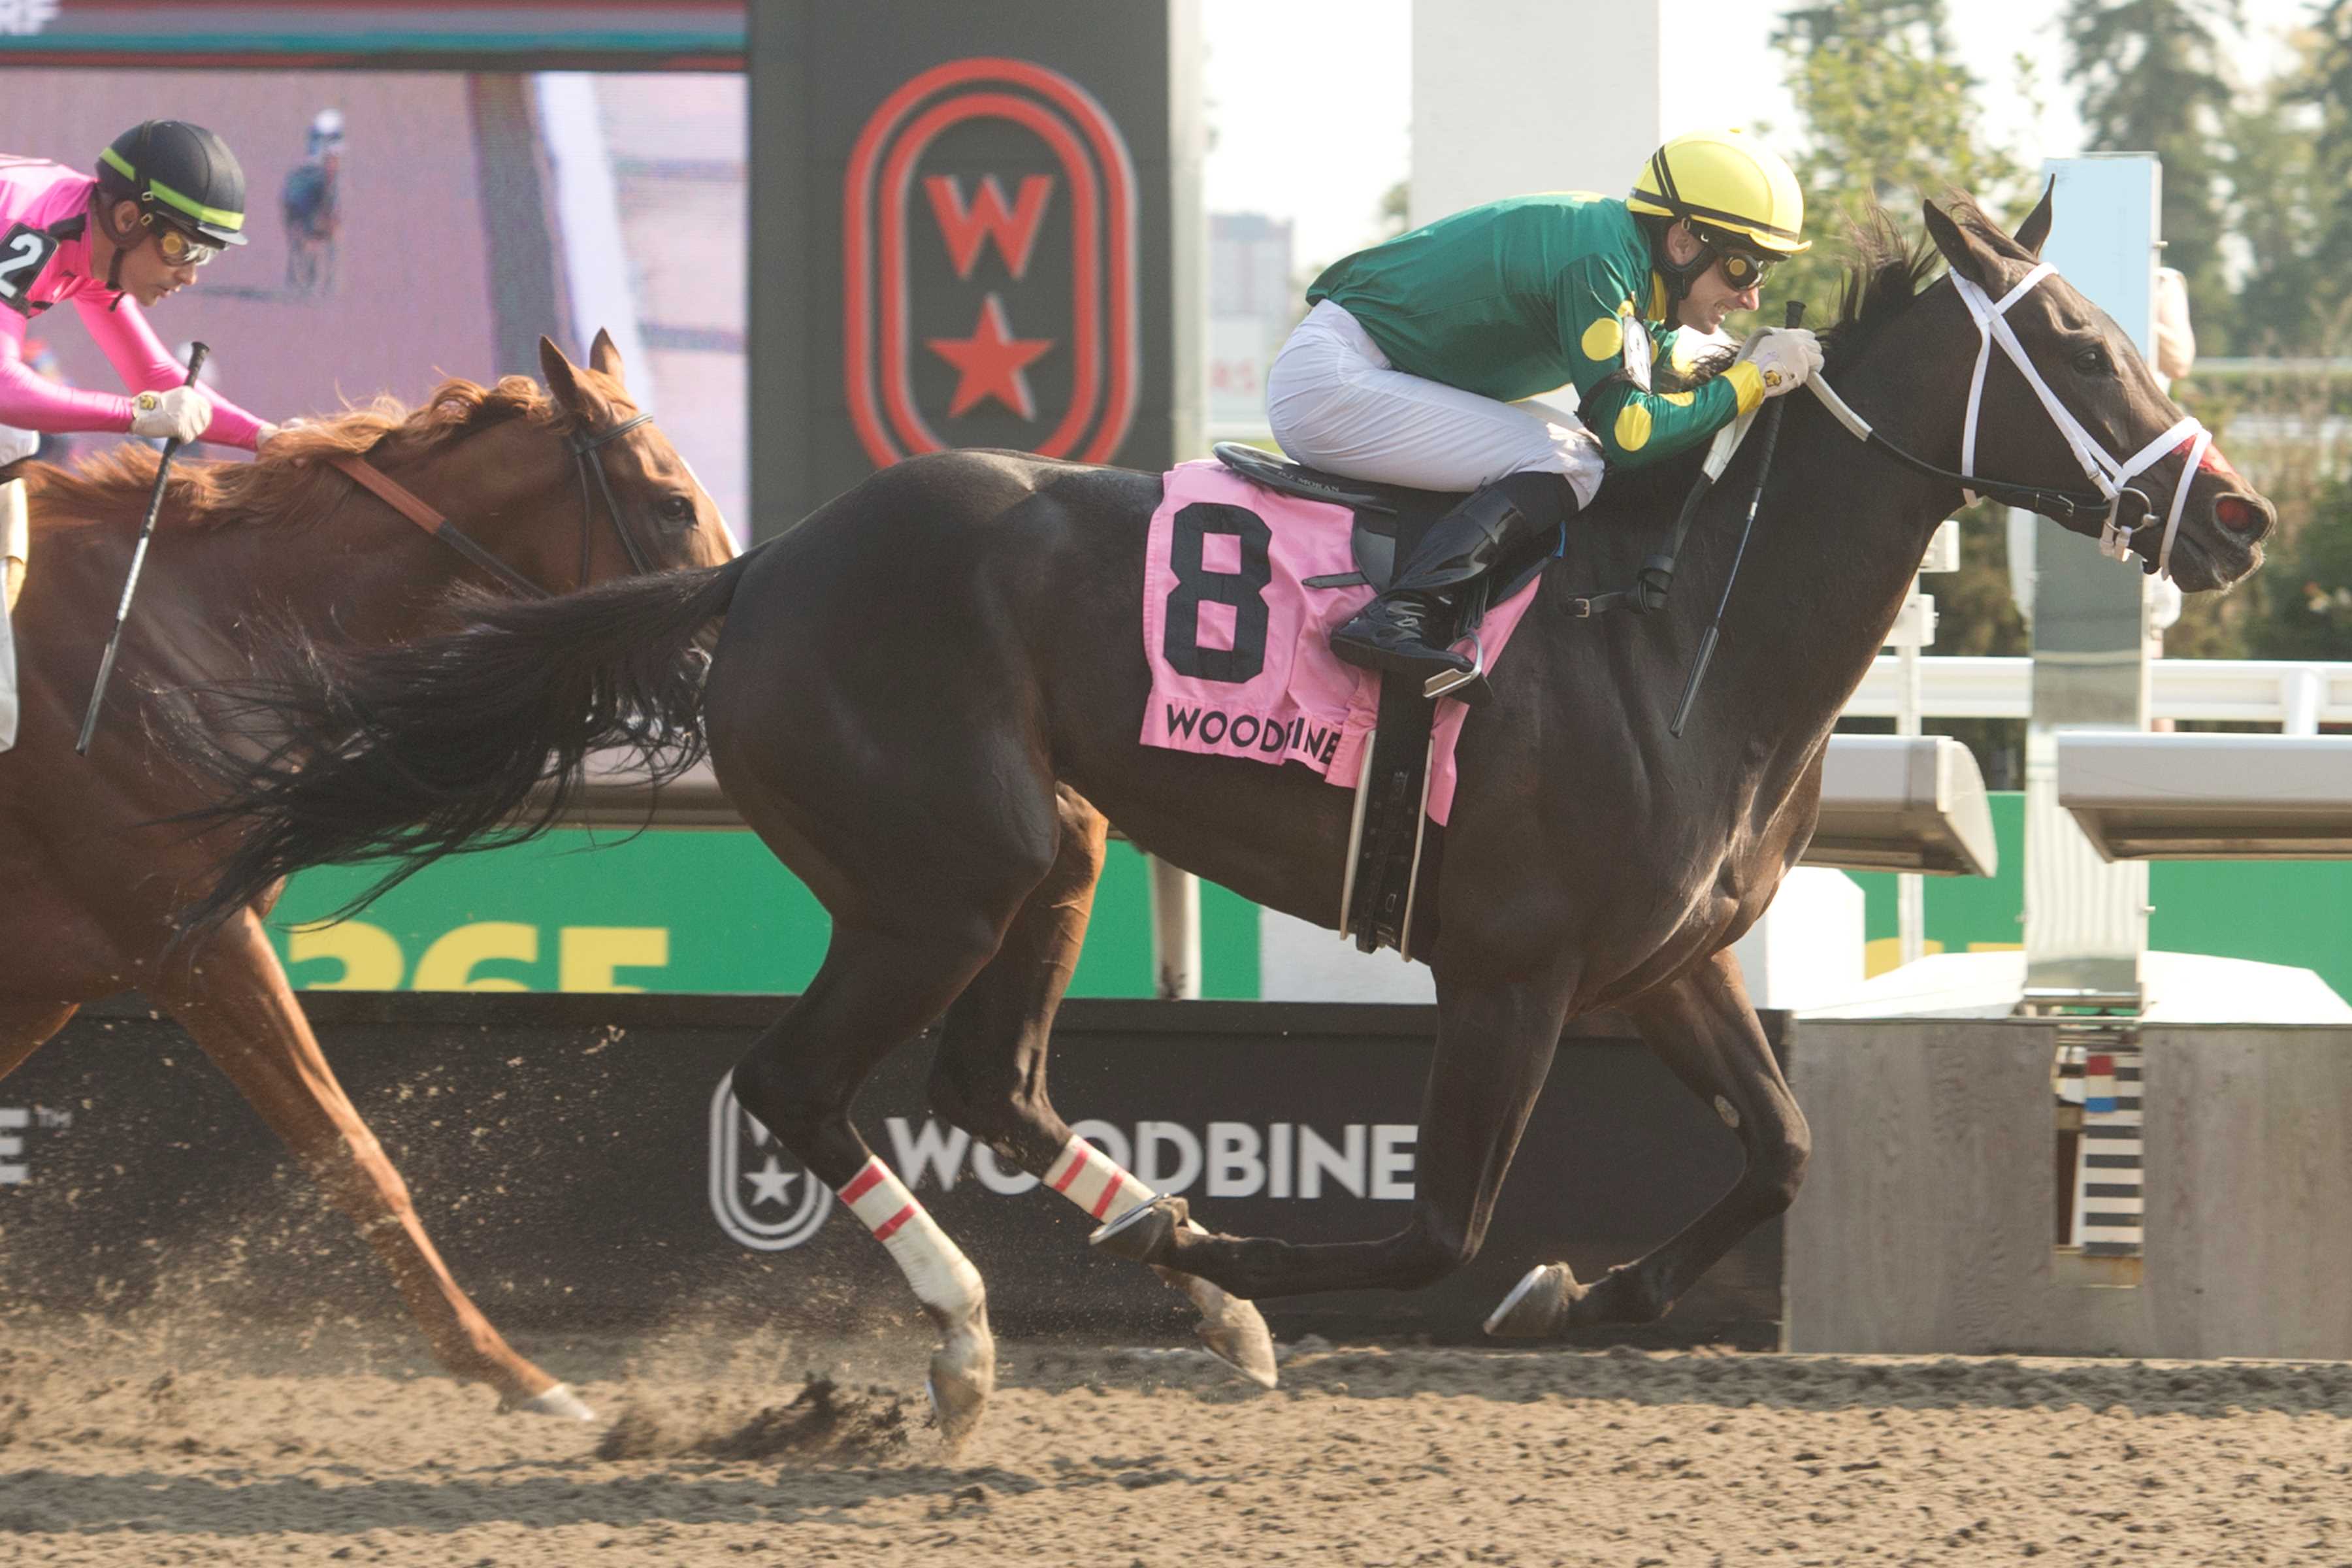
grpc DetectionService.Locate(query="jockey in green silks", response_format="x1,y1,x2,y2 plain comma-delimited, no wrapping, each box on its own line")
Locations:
1266,129,1825,688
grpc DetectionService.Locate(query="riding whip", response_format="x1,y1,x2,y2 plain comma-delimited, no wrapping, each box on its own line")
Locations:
1669,302,1803,740
76,340,206,755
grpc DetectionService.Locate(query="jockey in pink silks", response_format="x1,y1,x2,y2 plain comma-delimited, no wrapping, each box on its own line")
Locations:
0,120,283,474
0,120,292,615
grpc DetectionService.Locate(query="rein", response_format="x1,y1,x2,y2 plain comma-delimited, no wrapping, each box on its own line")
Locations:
325,408,659,599
1566,253,2212,632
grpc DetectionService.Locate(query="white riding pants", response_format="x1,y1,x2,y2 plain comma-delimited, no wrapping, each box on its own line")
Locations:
1265,300,1605,507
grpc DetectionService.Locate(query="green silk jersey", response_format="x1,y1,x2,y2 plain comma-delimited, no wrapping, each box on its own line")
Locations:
1304,192,1764,469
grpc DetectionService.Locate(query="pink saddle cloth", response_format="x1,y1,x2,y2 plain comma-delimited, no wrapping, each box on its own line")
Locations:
1137,459,1539,826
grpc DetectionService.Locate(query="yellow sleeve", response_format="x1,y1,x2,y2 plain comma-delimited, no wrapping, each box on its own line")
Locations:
1557,258,1750,468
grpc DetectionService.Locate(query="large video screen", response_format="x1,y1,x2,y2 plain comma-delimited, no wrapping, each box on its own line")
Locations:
0,69,747,544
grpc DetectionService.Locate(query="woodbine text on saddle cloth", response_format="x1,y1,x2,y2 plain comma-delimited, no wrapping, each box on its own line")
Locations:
1139,460,1539,825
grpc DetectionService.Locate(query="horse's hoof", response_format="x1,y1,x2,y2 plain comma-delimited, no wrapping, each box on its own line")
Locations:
926,1308,996,1455
1090,1194,1187,1265
1193,1296,1280,1389
502,1382,596,1422
1568,1262,1671,1326
1483,1262,1583,1339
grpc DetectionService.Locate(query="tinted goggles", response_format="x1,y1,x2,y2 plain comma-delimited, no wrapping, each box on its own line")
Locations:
150,220,221,268
1714,246,1778,291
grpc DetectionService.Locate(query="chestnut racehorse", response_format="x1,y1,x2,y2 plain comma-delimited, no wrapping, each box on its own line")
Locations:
0,333,733,1418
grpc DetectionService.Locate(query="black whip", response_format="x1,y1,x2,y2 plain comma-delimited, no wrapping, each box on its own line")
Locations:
1669,302,1805,739
77,341,207,755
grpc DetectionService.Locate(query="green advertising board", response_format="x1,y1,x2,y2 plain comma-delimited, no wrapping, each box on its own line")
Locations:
269,833,1261,998
271,798,2352,1003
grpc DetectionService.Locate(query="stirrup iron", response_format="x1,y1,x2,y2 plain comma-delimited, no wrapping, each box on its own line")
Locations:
1422,630,1486,700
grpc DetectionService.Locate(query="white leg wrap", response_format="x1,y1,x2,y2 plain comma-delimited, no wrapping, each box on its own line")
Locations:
838,1156,983,1321
1045,1137,1156,1224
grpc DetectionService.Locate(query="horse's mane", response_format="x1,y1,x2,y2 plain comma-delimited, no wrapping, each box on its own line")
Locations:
27,375,567,531
1821,204,1950,378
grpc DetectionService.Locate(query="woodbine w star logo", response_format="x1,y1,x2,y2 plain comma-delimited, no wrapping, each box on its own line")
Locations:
708,1073,1418,1253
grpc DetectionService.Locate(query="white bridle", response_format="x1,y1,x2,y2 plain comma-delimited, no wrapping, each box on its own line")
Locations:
1950,264,2212,580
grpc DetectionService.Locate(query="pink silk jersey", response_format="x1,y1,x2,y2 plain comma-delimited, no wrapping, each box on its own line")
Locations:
0,157,262,449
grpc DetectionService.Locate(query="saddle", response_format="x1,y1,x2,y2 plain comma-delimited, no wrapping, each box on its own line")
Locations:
1210,443,1557,957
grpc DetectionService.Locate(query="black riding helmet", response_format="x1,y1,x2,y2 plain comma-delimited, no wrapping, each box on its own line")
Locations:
95,120,249,249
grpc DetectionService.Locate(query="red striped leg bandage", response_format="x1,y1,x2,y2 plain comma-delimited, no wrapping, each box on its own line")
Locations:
838,1157,982,1318
1046,1137,1156,1224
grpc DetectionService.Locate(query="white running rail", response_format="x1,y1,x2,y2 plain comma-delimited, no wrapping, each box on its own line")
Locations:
1848,657,2352,734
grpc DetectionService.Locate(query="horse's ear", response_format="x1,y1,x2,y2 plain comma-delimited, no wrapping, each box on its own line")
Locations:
587,327,625,385
1921,197,2004,291
537,335,602,418
2014,178,2055,259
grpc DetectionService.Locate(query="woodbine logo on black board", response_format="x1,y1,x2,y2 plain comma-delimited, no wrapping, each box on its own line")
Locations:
708,1073,834,1252
708,1075,1418,1253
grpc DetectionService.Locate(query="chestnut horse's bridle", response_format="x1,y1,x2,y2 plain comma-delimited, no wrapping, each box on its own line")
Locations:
327,410,661,598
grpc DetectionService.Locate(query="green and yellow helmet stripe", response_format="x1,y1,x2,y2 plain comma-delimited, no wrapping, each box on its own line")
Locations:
99,144,245,231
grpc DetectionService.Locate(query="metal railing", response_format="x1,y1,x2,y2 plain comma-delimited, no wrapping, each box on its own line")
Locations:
1846,657,2352,734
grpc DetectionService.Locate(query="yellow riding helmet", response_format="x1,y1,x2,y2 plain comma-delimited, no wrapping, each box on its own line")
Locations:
1627,129,1810,256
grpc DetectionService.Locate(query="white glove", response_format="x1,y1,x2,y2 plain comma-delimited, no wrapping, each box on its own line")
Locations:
1744,327,1824,398
128,385,212,444
255,416,304,449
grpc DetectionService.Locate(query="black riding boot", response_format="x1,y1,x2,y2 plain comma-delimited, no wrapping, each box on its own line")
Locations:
1330,470,1573,687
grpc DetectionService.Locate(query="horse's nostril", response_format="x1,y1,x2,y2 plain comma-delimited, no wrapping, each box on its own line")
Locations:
2214,494,2265,535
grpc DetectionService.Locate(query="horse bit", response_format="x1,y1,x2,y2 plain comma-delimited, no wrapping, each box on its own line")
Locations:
325,410,661,599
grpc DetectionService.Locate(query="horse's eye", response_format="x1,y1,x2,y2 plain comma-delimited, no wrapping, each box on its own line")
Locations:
659,493,696,521
2074,345,2112,375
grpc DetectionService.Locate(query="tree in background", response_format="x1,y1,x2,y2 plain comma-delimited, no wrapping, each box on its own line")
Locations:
2222,61,2322,352
1773,0,2038,782
1769,0,2031,321
2244,3,2352,662
2175,3,2352,661
2293,0,2352,343
2250,476,2352,658
2062,0,2241,350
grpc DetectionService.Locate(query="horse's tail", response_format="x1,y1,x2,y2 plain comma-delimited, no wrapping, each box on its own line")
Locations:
174,553,753,934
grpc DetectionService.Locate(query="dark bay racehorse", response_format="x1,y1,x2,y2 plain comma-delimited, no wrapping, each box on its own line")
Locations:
0,333,733,1419
176,196,2272,1447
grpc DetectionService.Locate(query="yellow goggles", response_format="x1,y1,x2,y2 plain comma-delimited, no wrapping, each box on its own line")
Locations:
151,220,221,268
1714,247,1778,291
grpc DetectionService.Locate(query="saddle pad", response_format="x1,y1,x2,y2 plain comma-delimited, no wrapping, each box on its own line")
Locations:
1138,459,1537,825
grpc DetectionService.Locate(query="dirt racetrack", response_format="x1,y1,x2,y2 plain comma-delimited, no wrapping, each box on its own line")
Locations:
0,1318,2345,1567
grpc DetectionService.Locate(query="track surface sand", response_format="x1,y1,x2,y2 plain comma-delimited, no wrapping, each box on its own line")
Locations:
0,1326,2344,1566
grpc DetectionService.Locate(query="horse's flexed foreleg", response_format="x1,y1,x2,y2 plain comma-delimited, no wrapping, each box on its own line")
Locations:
1486,948,1808,1337
927,789,1276,1387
